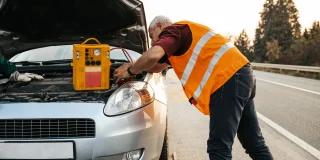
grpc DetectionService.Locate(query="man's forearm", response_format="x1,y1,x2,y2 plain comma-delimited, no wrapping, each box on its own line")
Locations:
130,46,165,74
130,54,158,74
146,63,169,73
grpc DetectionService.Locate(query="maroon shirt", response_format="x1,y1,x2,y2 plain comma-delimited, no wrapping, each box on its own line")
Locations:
154,24,192,64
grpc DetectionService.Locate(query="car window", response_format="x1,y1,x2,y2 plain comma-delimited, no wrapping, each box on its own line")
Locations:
9,45,142,62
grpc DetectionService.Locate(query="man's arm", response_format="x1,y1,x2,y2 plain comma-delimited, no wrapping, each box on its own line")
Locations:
130,45,166,74
145,63,169,73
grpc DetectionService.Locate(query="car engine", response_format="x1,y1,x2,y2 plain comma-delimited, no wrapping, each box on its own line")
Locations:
0,62,146,103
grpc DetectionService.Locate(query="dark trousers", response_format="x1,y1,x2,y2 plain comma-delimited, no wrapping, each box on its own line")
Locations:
207,64,274,160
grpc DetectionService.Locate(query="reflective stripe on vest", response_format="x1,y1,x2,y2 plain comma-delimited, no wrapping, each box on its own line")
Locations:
193,41,234,100
180,29,235,100
168,21,249,115
180,30,216,86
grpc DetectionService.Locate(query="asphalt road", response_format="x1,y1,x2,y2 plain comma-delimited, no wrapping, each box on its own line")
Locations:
254,70,320,93
254,71,320,150
165,69,319,160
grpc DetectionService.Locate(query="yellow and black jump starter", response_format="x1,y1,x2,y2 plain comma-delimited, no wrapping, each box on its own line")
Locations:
72,38,111,91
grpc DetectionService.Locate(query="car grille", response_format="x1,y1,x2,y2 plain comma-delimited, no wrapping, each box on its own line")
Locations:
0,118,95,139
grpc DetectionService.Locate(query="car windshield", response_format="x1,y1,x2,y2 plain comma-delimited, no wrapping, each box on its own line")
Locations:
9,45,142,62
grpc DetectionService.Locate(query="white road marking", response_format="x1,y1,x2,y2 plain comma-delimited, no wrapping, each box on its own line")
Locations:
257,77,320,159
257,112,320,159
256,78,320,96
167,74,320,158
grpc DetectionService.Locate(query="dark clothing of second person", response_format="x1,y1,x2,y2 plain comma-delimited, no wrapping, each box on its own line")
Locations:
0,56,17,78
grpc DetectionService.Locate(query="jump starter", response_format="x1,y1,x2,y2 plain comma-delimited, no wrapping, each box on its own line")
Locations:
72,38,111,91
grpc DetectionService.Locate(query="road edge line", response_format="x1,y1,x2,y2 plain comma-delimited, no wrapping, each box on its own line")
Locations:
256,78,320,96
257,112,320,159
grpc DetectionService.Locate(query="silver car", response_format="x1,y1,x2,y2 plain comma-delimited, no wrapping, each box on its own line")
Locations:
0,0,169,160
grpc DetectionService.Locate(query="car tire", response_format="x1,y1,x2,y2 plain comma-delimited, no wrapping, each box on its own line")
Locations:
159,118,169,160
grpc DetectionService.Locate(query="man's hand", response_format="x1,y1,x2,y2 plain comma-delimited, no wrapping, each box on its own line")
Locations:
113,45,166,84
113,63,132,84
9,71,44,82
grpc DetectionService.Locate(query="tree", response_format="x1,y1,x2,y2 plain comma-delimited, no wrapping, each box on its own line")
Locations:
234,29,254,61
303,28,309,41
254,0,302,61
310,21,320,39
271,0,301,55
253,0,275,62
260,0,276,43
290,21,320,66
272,0,293,55
266,40,280,63
253,22,266,62
287,0,301,39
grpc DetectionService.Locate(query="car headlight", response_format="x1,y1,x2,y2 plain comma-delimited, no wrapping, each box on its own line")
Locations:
104,81,155,116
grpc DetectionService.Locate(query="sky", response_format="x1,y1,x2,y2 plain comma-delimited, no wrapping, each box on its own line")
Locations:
141,0,320,41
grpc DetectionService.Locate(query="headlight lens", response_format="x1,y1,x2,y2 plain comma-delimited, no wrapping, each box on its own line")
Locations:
104,81,154,116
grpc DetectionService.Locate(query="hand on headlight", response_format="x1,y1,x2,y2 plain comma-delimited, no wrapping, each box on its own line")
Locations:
9,71,44,82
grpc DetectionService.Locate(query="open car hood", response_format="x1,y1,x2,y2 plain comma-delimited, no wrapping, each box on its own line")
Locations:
0,0,149,58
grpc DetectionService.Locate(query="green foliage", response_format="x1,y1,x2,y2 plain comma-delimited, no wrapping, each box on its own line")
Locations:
253,22,266,62
242,0,319,66
266,40,280,63
289,21,320,66
234,29,254,62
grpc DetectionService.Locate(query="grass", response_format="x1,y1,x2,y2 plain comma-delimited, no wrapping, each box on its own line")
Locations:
252,66,320,80
317,73,320,80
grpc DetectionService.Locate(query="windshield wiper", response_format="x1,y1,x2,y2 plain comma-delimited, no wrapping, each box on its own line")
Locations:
44,59,130,64
12,59,130,66
41,59,72,65
11,61,41,66
11,59,72,66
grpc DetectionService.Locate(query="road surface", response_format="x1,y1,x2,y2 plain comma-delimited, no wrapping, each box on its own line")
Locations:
254,71,320,151
165,69,320,160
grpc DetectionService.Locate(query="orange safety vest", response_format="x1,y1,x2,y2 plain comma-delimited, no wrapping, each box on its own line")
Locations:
168,20,249,115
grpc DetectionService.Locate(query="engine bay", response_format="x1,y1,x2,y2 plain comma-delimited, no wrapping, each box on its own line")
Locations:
0,62,146,103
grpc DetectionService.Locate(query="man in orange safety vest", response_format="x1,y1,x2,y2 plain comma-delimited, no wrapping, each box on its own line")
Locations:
114,15,274,160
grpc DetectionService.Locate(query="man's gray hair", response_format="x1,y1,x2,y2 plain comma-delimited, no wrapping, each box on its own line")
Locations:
149,15,173,30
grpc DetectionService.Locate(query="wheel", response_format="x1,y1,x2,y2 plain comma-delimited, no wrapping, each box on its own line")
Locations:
159,118,169,160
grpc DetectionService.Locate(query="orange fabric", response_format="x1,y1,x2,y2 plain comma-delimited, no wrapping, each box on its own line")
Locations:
168,21,249,115
196,48,249,114
183,34,229,95
168,21,212,79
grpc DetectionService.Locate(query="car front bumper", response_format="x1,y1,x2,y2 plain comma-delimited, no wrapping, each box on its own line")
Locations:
0,100,167,160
